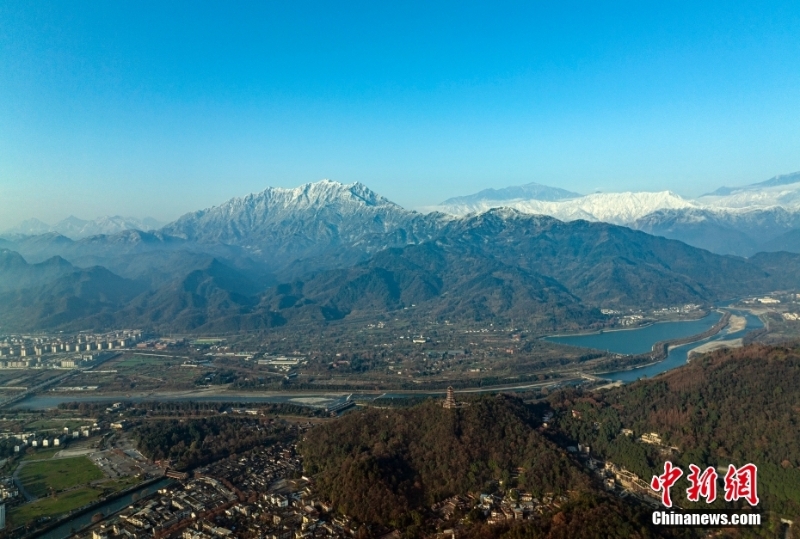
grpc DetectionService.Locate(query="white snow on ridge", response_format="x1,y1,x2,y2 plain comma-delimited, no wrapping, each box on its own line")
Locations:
432,191,699,225
699,183,800,211
431,178,800,224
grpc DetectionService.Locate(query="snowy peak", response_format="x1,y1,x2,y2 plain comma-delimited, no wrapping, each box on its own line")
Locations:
434,189,697,225
252,179,399,210
433,172,800,232
196,180,400,220
705,171,800,196
699,172,800,211
160,179,442,258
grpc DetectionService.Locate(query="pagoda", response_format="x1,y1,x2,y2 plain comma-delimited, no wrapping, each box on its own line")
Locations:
443,386,457,409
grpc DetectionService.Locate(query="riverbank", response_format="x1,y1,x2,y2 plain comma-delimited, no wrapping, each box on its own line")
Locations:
653,312,730,358
546,311,722,356
688,338,743,358
593,311,730,374
726,315,747,333
545,310,712,338
597,310,764,383
546,322,655,338
28,476,172,539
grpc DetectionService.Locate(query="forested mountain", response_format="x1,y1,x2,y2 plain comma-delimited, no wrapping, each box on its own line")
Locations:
0,265,145,330
1,213,799,332
0,249,75,292
258,240,598,330
300,395,697,538
2,181,799,333
551,343,800,520
300,396,588,527
632,207,800,257
438,210,772,305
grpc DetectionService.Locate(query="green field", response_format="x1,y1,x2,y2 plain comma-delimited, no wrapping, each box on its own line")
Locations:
8,487,103,527
104,475,141,491
19,456,104,498
23,448,59,461
114,355,169,368
25,419,87,431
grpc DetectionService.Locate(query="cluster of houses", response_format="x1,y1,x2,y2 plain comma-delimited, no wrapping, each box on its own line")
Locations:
0,330,146,370
482,491,570,525
428,490,570,528
92,477,238,539
598,461,660,503
2,423,99,454
0,330,143,361
82,423,357,539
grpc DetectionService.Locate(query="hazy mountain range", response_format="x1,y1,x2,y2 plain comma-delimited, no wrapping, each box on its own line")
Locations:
3,215,164,240
1,179,798,333
431,172,800,256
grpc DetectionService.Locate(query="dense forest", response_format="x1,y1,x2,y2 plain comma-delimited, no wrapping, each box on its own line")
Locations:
551,343,800,522
300,395,589,528
132,416,288,470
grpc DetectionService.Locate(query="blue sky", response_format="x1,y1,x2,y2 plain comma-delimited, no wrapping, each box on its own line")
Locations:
1,1,799,228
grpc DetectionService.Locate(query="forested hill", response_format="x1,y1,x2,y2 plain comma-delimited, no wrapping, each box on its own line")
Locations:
300,395,699,538
552,343,800,521
300,395,588,528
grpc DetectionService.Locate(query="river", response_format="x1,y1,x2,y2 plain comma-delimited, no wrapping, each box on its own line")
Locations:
551,310,762,383
546,312,723,355
34,478,173,539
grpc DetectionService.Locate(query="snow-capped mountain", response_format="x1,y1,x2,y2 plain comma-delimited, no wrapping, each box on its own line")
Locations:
434,190,698,225
698,171,800,210
630,173,800,255
3,215,164,239
702,171,800,197
431,172,800,255
160,180,447,271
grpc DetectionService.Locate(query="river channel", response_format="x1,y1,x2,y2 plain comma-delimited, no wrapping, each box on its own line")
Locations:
546,312,723,355
548,310,763,383
34,478,174,539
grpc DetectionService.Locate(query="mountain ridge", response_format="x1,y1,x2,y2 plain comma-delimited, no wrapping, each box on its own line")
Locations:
3,215,164,240
2,205,798,333
430,173,800,255
440,181,581,205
